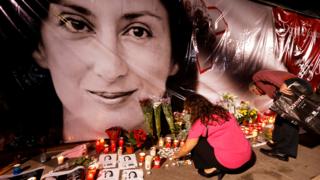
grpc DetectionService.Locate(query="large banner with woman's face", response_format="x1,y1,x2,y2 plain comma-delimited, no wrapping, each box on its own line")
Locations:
0,0,319,144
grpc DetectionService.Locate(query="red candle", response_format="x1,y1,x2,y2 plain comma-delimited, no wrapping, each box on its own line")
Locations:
111,140,117,153
87,172,94,180
96,140,101,153
173,139,179,148
103,144,109,154
99,138,105,146
118,137,124,148
165,137,172,148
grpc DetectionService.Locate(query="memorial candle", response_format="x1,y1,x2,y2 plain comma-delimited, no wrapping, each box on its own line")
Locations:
110,140,117,153
139,152,146,163
118,137,124,148
158,137,164,147
145,155,153,171
150,147,157,156
87,172,94,180
173,139,179,148
96,140,101,153
57,155,64,165
103,144,109,154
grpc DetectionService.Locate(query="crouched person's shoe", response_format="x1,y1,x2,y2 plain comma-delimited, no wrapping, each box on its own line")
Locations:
259,148,289,161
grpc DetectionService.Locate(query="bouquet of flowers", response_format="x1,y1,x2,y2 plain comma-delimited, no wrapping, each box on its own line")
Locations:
105,127,122,141
125,129,147,149
139,99,154,137
219,92,237,114
161,97,176,135
152,98,162,139
174,110,192,140
234,101,258,124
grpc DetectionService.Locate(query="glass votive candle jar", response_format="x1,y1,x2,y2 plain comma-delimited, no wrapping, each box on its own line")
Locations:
150,147,157,156
12,164,22,175
57,155,64,165
139,152,146,163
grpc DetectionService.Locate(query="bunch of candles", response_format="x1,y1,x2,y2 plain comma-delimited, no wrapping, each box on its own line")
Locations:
95,137,125,154
95,138,105,153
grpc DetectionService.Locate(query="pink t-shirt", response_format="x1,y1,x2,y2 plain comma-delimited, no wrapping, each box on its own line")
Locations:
187,113,252,169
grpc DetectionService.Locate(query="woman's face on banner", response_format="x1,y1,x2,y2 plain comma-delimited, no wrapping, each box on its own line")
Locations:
33,0,177,138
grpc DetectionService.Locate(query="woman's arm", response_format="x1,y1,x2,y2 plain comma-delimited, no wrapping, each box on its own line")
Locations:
172,138,199,159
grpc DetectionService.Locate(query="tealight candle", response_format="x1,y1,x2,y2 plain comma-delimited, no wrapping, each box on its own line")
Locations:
145,155,153,170
57,155,64,165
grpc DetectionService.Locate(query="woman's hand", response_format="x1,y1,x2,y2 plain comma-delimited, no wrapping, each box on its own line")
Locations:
280,83,293,95
171,138,198,160
172,152,180,160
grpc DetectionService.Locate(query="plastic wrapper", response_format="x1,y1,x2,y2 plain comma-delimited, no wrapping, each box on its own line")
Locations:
186,0,320,109
161,97,176,135
0,0,320,146
139,99,154,137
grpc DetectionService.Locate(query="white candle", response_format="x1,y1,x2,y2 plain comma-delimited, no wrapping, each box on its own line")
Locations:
145,155,153,170
150,147,157,157
57,155,64,165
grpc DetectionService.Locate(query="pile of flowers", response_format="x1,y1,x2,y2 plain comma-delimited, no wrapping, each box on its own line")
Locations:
139,97,176,139
234,101,259,124
173,110,191,140
125,129,148,149
218,92,237,114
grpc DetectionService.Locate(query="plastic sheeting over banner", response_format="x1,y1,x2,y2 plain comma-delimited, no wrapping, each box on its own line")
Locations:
187,0,319,104
0,0,319,144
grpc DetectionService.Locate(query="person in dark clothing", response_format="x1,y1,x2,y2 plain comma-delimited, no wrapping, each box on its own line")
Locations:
249,70,312,161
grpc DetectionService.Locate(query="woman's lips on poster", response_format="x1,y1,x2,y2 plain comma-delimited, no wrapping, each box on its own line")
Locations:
88,89,137,105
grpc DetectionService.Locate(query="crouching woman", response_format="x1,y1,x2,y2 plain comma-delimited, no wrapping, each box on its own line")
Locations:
172,94,256,179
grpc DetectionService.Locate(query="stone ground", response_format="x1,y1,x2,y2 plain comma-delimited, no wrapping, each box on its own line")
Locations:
2,133,320,180
146,144,320,180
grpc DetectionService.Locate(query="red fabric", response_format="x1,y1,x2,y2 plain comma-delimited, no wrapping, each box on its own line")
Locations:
273,7,320,90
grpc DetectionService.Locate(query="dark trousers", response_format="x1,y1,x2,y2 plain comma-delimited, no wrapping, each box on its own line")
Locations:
272,115,299,157
191,137,256,174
